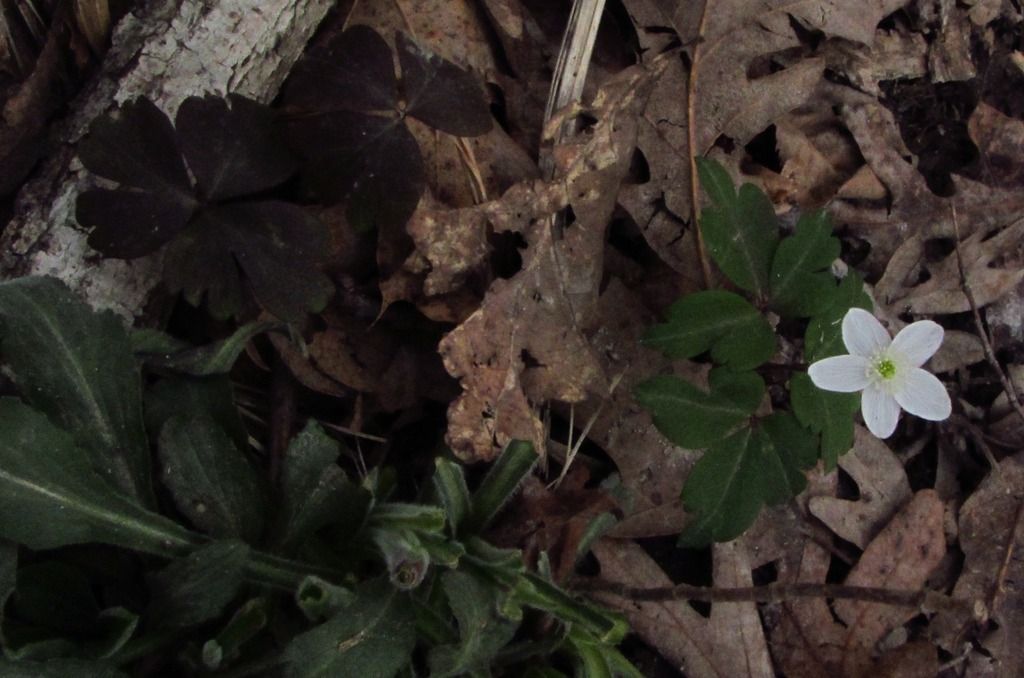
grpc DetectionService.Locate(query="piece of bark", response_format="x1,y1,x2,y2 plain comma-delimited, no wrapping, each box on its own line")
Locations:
0,0,332,318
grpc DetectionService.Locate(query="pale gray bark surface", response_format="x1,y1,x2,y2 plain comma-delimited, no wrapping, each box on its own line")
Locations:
0,0,332,318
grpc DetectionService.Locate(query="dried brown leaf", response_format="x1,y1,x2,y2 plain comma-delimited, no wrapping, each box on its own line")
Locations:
934,453,1024,672
809,425,912,549
591,538,773,678
438,62,662,462
835,490,946,676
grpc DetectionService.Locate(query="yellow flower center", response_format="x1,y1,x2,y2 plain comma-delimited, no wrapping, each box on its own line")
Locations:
875,357,897,380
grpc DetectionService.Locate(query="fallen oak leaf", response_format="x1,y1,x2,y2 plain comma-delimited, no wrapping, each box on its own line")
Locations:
438,60,663,462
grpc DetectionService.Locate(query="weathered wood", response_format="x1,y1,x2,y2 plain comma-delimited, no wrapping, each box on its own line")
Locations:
0,0,332,318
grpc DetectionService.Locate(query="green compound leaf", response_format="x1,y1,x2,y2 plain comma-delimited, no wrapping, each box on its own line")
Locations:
697,157,779,298
804,271,872,363
760,412,818,503
769,210,841,317
643,290,775,369
0,276,153,507
678,426,766,547
282,578,415,678
634,371,764,449
427,570,518,677
791,372,859,470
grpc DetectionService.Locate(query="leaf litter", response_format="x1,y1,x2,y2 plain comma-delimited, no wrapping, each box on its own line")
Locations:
11,0,1024,674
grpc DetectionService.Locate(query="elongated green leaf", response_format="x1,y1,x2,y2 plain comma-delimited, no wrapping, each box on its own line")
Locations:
371,529,431,590
296,577,353,622
273,422,370,551
433,458,471,536
760,413,818,503
139,321,284,375
643,291,775,369
790,373,859,470
148,540,250,628
804,272,872,362
283,579,415,678
0,398,197,556
467,440,538,533
0,276,153,506
678,426,765,546
697,158,779,297
202,597,268,670
158,414,266,543
634,372,764,449
769,210,841,317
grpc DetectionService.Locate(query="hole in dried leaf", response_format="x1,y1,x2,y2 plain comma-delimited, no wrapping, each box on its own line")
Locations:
744,125,782,174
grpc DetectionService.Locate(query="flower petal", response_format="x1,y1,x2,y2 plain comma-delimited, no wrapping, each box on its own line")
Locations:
808,355,871,392
862,385,900,439
889,320,944,368
893,367,952,421
842,308,891,357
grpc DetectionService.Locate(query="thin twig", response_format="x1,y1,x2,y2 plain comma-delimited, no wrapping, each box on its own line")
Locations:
318,420,388,444
572,577,981,616
951,205,1024,427
552,371,625,489
687,3,714,289
992,496,1024,609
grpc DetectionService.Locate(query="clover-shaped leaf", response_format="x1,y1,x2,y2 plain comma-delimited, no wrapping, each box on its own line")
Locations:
643,290,775,370
769,210,841,317
76,95,331,322
282,25,492,232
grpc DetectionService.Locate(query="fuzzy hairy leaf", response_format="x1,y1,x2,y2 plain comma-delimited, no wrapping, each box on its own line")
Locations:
697,158,779,297
0,276,153,505
769,210,841,317
634,371,764,449
283,579,415,678
0,398,196,555
158,414,266,543
140,321,284,376
791,372,859,470
467,440,538,533
0,658,128,677
428,570,518,677
273,422,370,552
643,290,774,369
147,540,250,628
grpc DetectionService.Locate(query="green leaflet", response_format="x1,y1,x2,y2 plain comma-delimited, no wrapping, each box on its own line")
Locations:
0,276,153,506
759,412,818,503
643,290,775,369
769,210,841,317
135,321,285,375
791,372,859,470
282,578,416,678
466,440,538,533
634,371,764,449
678,427,765,547
804,271,872,362
697,158,779,298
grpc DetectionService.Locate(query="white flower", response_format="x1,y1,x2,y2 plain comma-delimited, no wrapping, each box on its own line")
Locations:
808,308,951,439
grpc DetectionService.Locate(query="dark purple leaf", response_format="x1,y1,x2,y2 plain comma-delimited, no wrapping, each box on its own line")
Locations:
77,97,192,194
284,25,398,113
175,94,296,201
163,202,332,322
77,187,197,258
396,32,492,137
163,225,247,320
285,111,423,232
